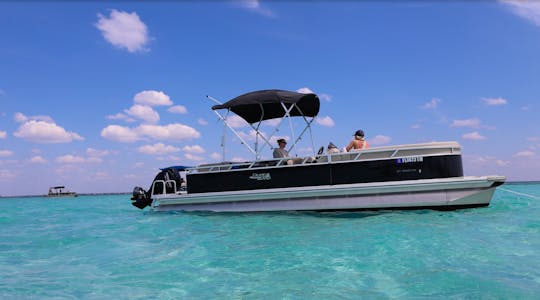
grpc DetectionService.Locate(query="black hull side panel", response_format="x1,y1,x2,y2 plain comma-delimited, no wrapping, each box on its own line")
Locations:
332,155,463,185
187,155,463,194
188,164,332,194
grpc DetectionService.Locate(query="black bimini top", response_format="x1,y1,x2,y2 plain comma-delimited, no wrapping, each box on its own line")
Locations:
212,89,320,124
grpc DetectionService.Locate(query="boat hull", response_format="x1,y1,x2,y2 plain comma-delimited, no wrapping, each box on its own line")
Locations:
151,176,504,212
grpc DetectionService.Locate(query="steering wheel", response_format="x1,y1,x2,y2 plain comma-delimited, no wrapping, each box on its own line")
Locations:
317,146,324,155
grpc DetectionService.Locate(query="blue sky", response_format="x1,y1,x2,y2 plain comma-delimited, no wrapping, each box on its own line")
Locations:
1,1,540,196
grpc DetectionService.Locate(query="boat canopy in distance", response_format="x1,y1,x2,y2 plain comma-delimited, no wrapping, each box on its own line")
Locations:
211,89,320,124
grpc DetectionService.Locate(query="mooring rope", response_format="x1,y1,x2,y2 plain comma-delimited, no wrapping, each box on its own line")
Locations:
498,187,540,200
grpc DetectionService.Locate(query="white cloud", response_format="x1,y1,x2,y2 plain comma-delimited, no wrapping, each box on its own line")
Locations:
236,0,275,18
482,97,507,106
14,112,27,123
138,143,180,155
451,118,481,128
185,153,205,161
124,104,160,124
14,120,84,143
14,112,54,123
136,124,201,141
134,90,173,106
0,131,6,139
28,156,48,164
468,155,509,166
107,113,135,122
96,9,149,53
421,98,441,109
462,131,486,141
0,150,14,157
227,115,249,128
501,1,540,27
86,148,109,157
370,135,391,146
316,116,335,127
168,105,188,114
514,150,535,157
319,93,332,102
182,145,205,154
411,124,421,129
210,152,221,160
56,154,86,164
101,125,140,143
101,123,200,143
297,87,314,94
198,118,208,126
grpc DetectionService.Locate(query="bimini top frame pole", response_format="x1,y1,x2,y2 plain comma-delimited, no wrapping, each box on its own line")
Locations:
210,89,320,161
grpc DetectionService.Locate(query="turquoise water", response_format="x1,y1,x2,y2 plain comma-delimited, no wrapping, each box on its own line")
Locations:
1,184,539,299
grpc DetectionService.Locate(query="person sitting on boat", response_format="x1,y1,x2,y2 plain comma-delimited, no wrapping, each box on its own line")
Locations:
273,138,289,158
346,129,369,152
327,142,340,154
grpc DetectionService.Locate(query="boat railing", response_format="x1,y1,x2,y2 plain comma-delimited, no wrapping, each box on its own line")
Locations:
151,180,178,196
188,142,461,174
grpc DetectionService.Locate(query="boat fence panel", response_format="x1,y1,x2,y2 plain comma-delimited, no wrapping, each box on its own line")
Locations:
188,142,461,174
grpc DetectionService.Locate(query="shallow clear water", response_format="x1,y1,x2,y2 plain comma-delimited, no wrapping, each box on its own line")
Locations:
1,184,539,299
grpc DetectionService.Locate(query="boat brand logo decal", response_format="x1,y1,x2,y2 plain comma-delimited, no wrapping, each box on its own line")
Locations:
249,173,271,181
396,156,424,164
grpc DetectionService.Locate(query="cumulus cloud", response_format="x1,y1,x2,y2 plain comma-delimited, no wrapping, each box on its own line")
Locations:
14,112,54,123
96,9,149,53
319,93,332,102
124,104,160,124
370,135,391,146
28,156,48,164
138,143,180,155
101,123,201,143
297,87,314,94
227,115,249,128
101,125,140,143
183,145,205,154
86,148,109,157
210,152,221,160
134,90,173,106
0,150,14,157
482,97,507,106
316,116,335,127
421,98,441,109
451,118,481,128
107,113,135,122
0,131,6,139
168,105,188,114
236,0,275,18
136,124,200,141
501,1,540,27
462,131,486,141
468,155,509,166
185,153,205,161
14,120,84,143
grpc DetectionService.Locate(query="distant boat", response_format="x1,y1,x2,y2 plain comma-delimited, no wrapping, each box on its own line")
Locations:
47,186,77,198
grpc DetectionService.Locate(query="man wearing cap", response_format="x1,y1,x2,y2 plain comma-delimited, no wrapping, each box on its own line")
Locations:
273,138,290,158
327,142,340,154
346,130,369,152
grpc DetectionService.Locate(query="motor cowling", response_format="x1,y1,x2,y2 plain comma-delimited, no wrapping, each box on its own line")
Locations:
131,186,152,209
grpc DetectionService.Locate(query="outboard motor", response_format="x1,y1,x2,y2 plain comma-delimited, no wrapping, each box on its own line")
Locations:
131,186,152,209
